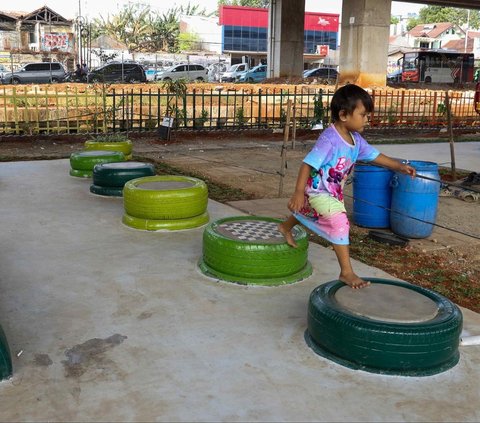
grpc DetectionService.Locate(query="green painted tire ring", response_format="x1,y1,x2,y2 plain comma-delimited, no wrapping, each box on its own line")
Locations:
123,175,208,220
70,168,93,178
70,150,125,171
199,216,312,285
84,140,133,159
93,162,156,187
90,184,123,197
123,210,209,231
0,325,12,381
306,278,462,376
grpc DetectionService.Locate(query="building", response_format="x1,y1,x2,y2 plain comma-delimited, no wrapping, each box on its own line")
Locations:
0,6,74,70
179,15,222,54
218,5,339,68
406,22,464,50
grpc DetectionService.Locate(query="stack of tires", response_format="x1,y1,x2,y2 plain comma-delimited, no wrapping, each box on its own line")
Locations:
69,151,125,178
122,175,209,230
91,162,156,197
84,139,133,160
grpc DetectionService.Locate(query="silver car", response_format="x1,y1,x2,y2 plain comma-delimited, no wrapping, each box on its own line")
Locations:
1,62,66,84
155,64,208,82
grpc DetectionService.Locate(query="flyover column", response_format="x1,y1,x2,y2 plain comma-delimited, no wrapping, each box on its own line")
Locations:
267,0,305,79
339,0,392,87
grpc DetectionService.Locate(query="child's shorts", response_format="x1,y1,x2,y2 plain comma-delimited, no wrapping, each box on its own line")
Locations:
294,194,350,245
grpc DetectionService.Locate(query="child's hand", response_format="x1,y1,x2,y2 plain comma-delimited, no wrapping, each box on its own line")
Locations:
399,163,416,178
288,191,304,213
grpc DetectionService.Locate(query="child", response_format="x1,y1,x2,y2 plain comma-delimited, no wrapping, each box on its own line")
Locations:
278,84,416,289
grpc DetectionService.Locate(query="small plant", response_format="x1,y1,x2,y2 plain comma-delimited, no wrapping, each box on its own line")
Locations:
279,108,287,127
235,107,247,127
93,133,130,142
387,106,397,125
312,90,326,127
194,109,209,128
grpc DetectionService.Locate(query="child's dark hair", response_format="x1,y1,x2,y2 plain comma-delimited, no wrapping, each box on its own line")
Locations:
330,84,373,122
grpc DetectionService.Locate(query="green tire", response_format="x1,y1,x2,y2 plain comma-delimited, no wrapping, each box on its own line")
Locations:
93,162,156,188
70,150,125,171
123,211,210,231
70,168,93,178
84,140,133,160
199,216,312,286
90,184,124,197
123,175,208,220
0,325,12,380
306,278,463,376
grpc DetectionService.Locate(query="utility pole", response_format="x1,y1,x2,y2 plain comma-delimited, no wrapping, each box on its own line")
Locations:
464,9,471,53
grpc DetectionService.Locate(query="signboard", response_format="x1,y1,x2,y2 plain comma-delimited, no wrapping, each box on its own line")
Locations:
316,45,329,56
41,33,69,51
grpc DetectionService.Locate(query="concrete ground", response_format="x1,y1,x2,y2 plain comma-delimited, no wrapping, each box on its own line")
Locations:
0,159,479,422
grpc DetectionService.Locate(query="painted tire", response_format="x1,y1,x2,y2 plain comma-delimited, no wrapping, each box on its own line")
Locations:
123,211,210,231
90,184,124,197
306,278,462,376
199,216,312,286
92,162,156,188
123,176,208,220
70,168,93,178
70,151,125,172
84,140,133,160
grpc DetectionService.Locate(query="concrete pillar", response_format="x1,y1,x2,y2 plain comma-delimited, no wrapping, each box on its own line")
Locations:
267,0,305,79
339,0,392,87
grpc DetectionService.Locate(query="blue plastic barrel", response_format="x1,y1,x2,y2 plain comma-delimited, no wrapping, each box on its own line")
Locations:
390,161,441,239
353,163,394,228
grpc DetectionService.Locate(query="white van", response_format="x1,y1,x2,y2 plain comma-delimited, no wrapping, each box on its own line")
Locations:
155,64,208,82
220,63,249,82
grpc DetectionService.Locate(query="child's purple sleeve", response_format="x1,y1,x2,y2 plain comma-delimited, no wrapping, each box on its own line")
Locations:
303,139,334,170
357,135,380,162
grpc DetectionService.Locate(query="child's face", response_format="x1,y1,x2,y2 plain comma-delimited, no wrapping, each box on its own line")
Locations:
342,101,370,133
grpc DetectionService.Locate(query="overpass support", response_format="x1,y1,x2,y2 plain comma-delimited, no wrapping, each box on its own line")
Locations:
339,0,392,87
267,0,305,79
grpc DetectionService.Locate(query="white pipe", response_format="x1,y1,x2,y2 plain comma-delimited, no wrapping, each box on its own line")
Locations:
460,335,480,346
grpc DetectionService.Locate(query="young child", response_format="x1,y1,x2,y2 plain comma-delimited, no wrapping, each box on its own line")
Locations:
278,84,416,289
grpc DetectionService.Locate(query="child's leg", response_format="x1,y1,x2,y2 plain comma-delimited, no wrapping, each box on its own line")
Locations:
332,244,370,289
278,215,299,248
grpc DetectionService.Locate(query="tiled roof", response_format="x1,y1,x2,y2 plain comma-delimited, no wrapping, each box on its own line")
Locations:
408,22,454,38
443,38,474,52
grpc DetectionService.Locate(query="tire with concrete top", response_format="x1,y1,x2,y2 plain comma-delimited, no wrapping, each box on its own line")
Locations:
69,150,125,178
90,162,156,197
84,140,133,160
305,278,462,376
122,175,209,230
199,216,312,286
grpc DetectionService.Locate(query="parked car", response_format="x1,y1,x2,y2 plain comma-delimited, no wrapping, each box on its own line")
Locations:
220,63,249,82
87,62,146,83
207,62,228,82
236,64,267,83
0,62,66,84
303,67,338,81
155,64,208,82
0,64,7,78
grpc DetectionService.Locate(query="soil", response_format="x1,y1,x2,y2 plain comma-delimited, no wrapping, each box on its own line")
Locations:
1,129,479,311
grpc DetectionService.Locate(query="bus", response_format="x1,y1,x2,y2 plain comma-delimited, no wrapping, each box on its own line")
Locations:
401,50,474,83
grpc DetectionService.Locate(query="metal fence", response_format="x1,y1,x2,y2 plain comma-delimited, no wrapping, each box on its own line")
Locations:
0,85,478,135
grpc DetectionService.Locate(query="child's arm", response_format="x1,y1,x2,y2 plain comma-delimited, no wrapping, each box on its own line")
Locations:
372,153,416,177
288,163,312,212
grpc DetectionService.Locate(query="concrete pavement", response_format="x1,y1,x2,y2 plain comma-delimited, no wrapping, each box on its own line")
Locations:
0,159,479,422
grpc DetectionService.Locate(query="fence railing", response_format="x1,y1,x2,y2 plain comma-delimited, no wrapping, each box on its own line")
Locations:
0,85,479,135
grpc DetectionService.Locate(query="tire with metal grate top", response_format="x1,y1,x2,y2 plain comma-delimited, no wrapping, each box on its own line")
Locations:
199,216,312,286
305,278,462,376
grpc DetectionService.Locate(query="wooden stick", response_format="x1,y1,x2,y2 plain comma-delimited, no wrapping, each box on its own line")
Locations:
278,99,292,197
445,91,457,181
291,105,297,150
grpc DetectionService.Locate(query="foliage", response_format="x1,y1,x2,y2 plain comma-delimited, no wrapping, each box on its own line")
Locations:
92,133,130,142
312,90,326,125
390,16,400,25
218,0,270,8
91,48,118,65
162,79,188,119
90,2,214,54
235,107,247,126
407,6,480,31
178,32,202,52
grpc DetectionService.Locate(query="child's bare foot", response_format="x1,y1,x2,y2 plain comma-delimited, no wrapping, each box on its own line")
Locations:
339,272,370,289
278,223,297,248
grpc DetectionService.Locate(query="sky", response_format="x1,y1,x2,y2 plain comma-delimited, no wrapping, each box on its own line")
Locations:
7,0,425,20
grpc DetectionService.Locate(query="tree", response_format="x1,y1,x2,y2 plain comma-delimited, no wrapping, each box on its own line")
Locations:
391,16,400,25
178,32,202,51
218,0,270,9
407,6,480,30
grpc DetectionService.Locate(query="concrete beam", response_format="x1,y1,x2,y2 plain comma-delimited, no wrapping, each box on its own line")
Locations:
267,0,305,79
400,0,480,9
338,0,392,87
